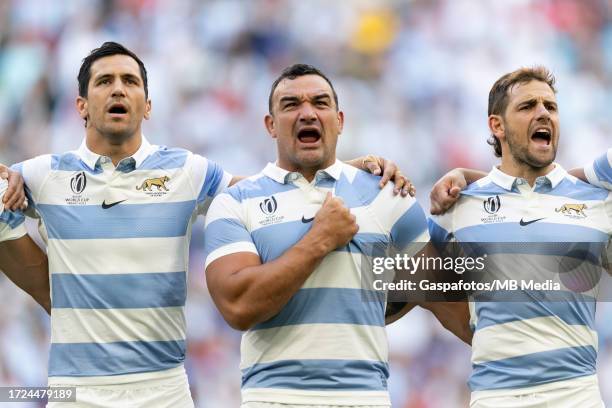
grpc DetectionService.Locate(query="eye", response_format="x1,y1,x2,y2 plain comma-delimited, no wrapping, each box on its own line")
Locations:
546,103,557,112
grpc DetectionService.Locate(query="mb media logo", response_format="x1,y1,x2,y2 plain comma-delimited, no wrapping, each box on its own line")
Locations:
259,196,278,215
70,172,87,194
483,195,501,214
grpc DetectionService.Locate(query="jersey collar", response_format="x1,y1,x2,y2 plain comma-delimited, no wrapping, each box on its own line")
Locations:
489,163,566,191
262,160,343,184
76,135,155,171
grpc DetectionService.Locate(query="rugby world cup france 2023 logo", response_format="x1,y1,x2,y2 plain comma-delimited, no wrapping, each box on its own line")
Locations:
481,195,505,224
258,195,284,226
483,195,501,214
66,171,89,205
71,171,87,194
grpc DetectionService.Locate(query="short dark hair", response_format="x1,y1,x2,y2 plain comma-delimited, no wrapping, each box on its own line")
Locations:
487,66,556,157
78,41,148,99
268,64,339,114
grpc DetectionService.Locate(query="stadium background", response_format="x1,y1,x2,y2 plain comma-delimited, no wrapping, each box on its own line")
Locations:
0,0,610,406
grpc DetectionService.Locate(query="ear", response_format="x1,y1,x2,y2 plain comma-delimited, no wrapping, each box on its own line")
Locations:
264,114,277,139
488,114,505,141
337,110,344,135
76,96,88,121
144,99,152,120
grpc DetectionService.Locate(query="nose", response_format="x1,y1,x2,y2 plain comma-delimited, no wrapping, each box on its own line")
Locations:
298,102,317,122
111,80,126,97
534,102,551,120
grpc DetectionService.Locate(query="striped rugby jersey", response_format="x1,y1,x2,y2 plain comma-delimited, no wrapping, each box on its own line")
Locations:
429,164,612,393
11,136,231,384
585,148,611,190
203,160,429,406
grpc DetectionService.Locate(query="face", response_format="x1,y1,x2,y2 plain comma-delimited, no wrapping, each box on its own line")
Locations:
265,75,344,173
76,54,151,143
490,80,559,168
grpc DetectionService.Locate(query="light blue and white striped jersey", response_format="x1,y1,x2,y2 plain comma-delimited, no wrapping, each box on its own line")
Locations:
204,160,429,406
12,136,231,385
585,148,611,190
429,164,611,394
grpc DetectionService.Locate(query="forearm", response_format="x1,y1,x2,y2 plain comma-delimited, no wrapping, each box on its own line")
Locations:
568,167,587,182
210,235,330,330
0,235,50,314
458,168,487,184
421,301,472,345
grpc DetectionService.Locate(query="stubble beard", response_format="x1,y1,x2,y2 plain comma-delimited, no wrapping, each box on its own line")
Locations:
505,126,556,170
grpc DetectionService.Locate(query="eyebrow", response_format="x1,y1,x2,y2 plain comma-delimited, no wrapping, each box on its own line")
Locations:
94,73,141,82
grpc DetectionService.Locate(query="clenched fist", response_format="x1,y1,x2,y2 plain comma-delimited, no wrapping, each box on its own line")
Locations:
310,192,359,252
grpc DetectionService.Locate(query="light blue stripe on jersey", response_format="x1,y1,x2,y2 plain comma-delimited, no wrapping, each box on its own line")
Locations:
226,177,298,202
52,272,186,309
251,220,388,261
455,222,608,243
462,181,517,196
38,201,195,239
51,153,101,174
469,345,596,391
138,147,188,170
474,296,596,331
0,209,25,228
390,202,428,248
198,160,225,203
49,340,185,377
204,217,254,255
592,151,612,184
253,288,385,330
242,359,389,391
541,178,609,200
334,172,381,207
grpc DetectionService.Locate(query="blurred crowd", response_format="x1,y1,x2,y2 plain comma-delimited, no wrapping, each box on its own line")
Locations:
0,0,611,406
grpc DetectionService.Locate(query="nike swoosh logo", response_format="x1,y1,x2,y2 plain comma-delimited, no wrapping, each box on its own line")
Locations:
519,217,545,226
301,216,315,223
102,199,126,209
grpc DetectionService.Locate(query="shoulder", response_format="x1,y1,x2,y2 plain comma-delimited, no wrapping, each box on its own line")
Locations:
140,145,192,170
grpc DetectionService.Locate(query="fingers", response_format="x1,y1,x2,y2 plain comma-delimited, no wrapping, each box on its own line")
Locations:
403,181,416,197
323,191,332,205
364,155,382,176
3,169,26,211
379,159,394,188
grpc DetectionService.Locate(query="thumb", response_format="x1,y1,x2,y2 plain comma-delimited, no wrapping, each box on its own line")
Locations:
449,186,461,197
323,191,332,205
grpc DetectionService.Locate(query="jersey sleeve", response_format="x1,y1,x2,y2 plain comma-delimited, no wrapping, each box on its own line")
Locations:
11,155,54,207
584,148,612,190
203,190,259,269
188,154,232,215
370,183,430,252
0,180,26,242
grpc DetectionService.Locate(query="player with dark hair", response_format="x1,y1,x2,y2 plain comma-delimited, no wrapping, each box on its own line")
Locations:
0,44,414,407
204,63,472,408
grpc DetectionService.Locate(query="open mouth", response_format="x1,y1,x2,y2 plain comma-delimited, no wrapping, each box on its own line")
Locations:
297,128,321,144
530,128,551,146
108,104,128,115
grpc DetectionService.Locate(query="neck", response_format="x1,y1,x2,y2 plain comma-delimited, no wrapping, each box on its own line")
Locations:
86,130,142,165
499,154,554,186
277,158,335,182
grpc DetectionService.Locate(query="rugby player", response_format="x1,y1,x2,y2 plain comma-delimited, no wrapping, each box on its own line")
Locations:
0,42,412,407
204,64,472,408
429,67,610,407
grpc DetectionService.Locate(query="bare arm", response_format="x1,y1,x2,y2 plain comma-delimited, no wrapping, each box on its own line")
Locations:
206,193,357,330
0,234,50,314
568,167,587,182
384,242,472,344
